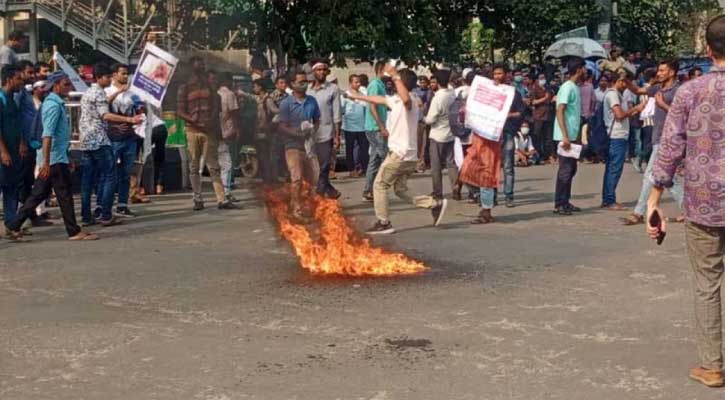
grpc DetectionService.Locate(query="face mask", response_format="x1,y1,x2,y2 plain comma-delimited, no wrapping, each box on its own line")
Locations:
514,76,523,83
538,79,547,87
520,127,530,135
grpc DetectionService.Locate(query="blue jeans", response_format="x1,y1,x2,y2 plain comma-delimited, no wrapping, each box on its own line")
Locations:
634,144,684,216
111,137,138,208
479,187,495,210
0,184,18,222
502,133,515,201
602,138,628,206
81,146,115,222
364,131,388,194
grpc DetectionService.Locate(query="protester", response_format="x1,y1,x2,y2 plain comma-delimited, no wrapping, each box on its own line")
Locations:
600,70,644,211
145,104,168,195
307,60,341,199
267,76,289,181
6,72,97,241
0,65,25,236
177,56,237,211
515,121,538,166
423,69,459,200
341,74,369,178
277,71,320,222
637,68,657,171
414,75,432,172
0,31,26,72
553,57,587,216
214,72,241,199
362,61,389,202
599,49,626,73
594,74,609,106
34,61,51,80
493,64,525,208
347,66,447,234
646,15,725,388
621,59,683,226
530,73,553,162
688,66,704,80
252,77,276,187
79,62,140,227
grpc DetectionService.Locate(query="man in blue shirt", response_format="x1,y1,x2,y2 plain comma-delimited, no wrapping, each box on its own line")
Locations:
6,72,97,241
278,71,320,221
341,74,368,178
362,61,389,202
0,65,26,232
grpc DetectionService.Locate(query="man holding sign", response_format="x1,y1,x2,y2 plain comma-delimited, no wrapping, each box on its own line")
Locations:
553,57,587,216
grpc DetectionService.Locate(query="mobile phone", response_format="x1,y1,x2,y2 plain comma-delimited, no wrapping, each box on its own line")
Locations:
649,209,666,245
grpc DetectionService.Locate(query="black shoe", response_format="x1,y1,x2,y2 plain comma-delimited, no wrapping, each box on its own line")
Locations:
553,207,572,216
193,201,205,211
366,220,395,235
362,192,374,202
325,189,342,199
432,199,448,226
81,219,97,227
31,218,54,227
505,199,515,208
115,207,137,218
218,201,240,210
93,207,102,219
225,194,242,203
565,203,582,212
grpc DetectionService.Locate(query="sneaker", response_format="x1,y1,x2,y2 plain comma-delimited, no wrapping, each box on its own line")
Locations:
689,367,724,387
225,194,242,203
31,218,54,227
366,220,395,235
93,207,102,220
81,219,97,227
193,201,205,211
115,207,137,218
505,199,515,208
362,192,374,202
218,201,240,210
565,203,582,212
553,207,572,216
432,199,448,226
99,216,124,227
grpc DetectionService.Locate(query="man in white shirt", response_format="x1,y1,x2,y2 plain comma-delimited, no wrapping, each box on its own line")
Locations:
423,69,458,200
347,66,448,235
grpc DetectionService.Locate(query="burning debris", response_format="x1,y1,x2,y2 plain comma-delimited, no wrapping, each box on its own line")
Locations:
263,188,428,277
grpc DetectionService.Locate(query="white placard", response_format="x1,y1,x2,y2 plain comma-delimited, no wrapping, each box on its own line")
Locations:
465,76,515,142
52,52,88,92
557,142,582,159
129,43,178,108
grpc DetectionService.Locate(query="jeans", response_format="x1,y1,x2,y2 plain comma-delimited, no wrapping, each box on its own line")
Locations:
151,125,168,186
533,119,554,160
554,148,578,208
479,187,495,210
373,152,437,223
344,130,369,172
81,146,115,222
314,139,336,195
111,137,138,208
6,163,80,237
19,149,39,221
601,138,628,206
686,222,725,370
502,133,515,201
629,126,641,159
633,144,684,216
0,183,18,222
640,126,653,163
364,131,388,194
429,139,458,199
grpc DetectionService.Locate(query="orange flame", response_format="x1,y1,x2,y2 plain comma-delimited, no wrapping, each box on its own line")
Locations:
263,188,428,277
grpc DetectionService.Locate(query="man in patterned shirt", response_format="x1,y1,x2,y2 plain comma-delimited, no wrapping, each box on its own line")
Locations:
79,63,142,226
647,15,725,388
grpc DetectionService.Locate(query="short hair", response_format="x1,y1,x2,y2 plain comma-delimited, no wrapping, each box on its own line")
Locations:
7,30,26,42
1,65,20,85
92,62,112,79
35,61,50,72
492,63,508,73
688,66,703,78
294,71,307,80
110,63,129,74
252,78,266,88
566,57,585,75
348,74,358,83
418,75,429,83
433,69,451,87
642,67,657,82
659,58,679,74
464,71,475,86
16,60,33,71
616,69,635,82
275,76,287,84
398,69,417,92
706,15,725,59
374,61,386,74
601,72,615,85
358,73,369,86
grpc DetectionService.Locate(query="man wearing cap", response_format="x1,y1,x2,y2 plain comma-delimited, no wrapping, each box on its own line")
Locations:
6,72,97,241
307,59,342,199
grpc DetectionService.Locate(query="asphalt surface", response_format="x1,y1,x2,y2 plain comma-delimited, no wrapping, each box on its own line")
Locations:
0,162,717,400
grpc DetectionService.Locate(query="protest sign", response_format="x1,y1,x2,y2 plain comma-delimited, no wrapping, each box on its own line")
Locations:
130,43,178,108
52,52,88,92
464,76,515,142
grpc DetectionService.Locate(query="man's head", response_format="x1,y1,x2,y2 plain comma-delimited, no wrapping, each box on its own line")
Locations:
252,78,266,95
374,61,387,78
398,68,417,92
291,71,308,95
598,75,609,90
635,51,642,59
6,30,27,50
513,70,523,84
492,63,508,84
429,76,439,91
31,80,47,99
688,66,703,79
609,49,620,61
189,56,205,77
275,76,287,92
656,59,678,84
207,69,218,88
520,120,530,135
537,73,547,87
358,74,369,87
35,62,51,80
418,76,430,90
464,71,475,87
627,52,636,62
349,74,361,91
433,69,451,88
613,70,634,93
1,65,24,92
45,72,72,97
706,15,725,62
643,67,657,84
311,59,329,83
110,63,130,85
17,60,35,84
92,62,113,88
566,57,586,82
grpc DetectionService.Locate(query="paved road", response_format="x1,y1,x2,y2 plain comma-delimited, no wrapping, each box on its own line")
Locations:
0,162,716,399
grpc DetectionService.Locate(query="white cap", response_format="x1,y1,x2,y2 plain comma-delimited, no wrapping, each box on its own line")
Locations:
462,68,473,79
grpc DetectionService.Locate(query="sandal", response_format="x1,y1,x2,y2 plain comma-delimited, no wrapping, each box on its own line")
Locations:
666,215,685,224
4,230,29,242
621,214,644,226
602,203,628,211
99,217,124,227
69,232,99,241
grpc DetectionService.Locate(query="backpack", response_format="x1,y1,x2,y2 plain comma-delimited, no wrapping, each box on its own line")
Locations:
449,93,470,139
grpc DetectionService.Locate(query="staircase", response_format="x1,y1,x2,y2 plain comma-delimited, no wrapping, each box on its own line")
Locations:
0,0,174,64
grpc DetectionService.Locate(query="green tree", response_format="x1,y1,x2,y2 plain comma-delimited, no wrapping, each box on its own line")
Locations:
460,19,494,64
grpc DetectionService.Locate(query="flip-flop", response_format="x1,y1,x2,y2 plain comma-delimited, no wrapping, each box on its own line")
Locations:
100,217,125,227
621,215,644,226
69,233,99,241
666,216,685,223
